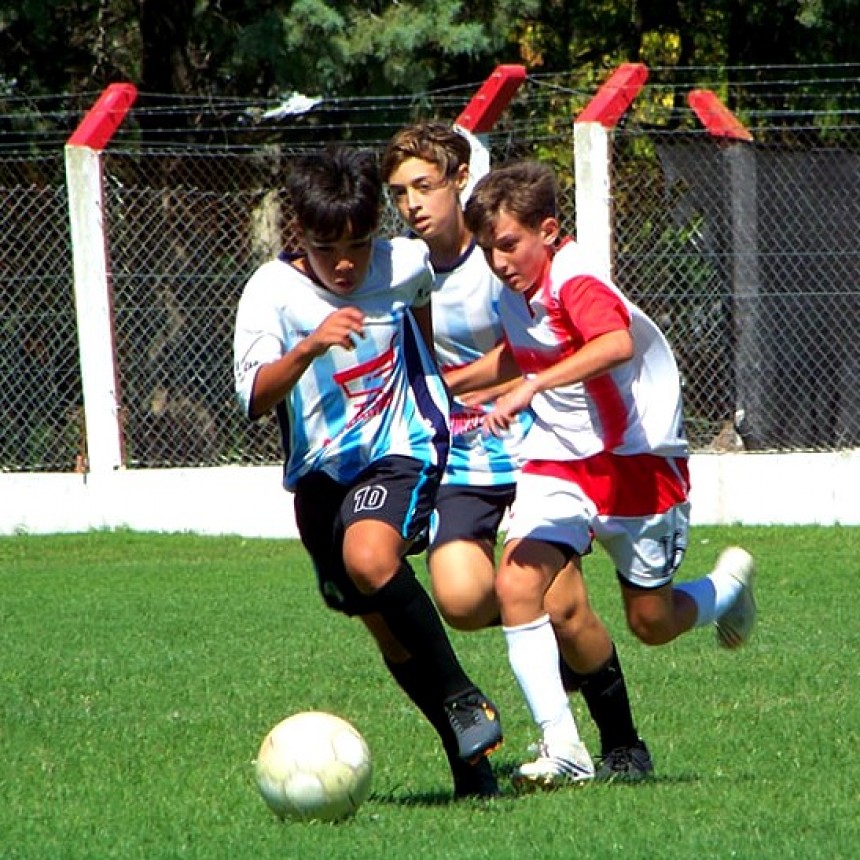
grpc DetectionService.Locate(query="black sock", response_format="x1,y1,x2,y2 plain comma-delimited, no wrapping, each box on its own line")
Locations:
385,656,495,797
567,644,640,755
372,562,473,700
384,656,459,762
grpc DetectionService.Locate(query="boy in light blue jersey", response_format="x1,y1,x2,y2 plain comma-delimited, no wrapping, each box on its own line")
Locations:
234,147,502,799
382,122,653,785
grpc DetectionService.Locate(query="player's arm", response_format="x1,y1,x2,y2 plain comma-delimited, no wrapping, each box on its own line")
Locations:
444,341,520,397
458,375,523,408
531,328,633,393
484,328,633,435
248,307,366,419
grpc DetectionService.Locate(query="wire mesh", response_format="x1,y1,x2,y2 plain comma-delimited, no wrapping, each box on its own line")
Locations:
2,68,858,472
0,153,84,472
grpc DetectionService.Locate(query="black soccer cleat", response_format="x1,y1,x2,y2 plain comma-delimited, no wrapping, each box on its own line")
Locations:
452,753,500,799
443,689,503,763
594,739,654,783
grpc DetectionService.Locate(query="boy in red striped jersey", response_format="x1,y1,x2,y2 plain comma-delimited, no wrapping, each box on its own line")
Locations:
448,160,757,789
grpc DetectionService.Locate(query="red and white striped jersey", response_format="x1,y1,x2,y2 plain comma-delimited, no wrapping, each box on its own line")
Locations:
498,239,688,462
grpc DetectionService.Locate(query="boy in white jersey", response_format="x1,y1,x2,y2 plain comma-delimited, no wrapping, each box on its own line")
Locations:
381,123,653,784
449,159,757,789
233,147,502,799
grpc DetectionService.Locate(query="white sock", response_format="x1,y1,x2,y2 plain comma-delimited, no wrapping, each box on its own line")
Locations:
676,570,741,627
503,614,581,744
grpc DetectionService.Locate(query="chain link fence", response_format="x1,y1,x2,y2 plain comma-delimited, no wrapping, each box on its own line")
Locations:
612,127,860,451
2,77,858,472
0,153,84,472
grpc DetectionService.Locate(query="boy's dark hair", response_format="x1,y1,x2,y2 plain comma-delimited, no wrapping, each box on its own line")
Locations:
287,147,382,241
464,161,557,246
380,121,471,181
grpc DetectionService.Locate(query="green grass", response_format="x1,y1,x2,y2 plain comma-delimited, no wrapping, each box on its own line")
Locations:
2,527,859,859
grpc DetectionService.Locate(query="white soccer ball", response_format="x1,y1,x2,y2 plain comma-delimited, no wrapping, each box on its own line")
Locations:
254,711,372,822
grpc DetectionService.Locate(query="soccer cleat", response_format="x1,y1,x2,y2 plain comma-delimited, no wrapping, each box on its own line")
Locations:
512,739,595,791
443,690,503,763
714,546,757,649
452,753,500,799
595,739,654,783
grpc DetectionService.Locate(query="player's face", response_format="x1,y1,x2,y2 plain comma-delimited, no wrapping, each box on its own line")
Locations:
299,225,374,296
386,157,467,242
480,209,559,293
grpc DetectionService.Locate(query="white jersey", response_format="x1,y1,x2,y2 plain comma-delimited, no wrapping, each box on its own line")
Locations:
499,239,688,462
234,237,450,490
432,240,531,486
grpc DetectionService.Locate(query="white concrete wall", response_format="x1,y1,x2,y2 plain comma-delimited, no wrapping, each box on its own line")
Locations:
2,451,858,537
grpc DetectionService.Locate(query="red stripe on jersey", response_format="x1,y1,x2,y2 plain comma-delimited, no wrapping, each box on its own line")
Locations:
558,276,632,449
584,374,627,449
523,453,690,516
557,275,631,340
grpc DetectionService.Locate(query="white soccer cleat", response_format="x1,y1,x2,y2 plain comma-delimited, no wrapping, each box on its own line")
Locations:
512,739,595,792
714,546,757,649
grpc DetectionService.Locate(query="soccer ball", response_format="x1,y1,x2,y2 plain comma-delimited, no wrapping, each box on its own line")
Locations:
254,711,372,822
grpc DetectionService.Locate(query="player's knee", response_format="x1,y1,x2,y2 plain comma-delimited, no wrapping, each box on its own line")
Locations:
547,599,599,638
344,547,399,593
494,564,539,611
431,576,497,631
626,611,674,646
438,596,496,631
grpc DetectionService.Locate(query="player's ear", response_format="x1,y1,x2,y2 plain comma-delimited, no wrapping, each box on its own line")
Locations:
540,216,560,247
454,162,470,193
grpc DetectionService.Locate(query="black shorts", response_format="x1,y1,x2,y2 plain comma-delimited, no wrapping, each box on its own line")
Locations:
429,483,516,550
293,455,442,616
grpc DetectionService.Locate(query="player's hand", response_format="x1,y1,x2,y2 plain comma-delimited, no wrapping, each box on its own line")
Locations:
307,307,366,356
458,389,493,408
459,377,523,408
482,379,537,436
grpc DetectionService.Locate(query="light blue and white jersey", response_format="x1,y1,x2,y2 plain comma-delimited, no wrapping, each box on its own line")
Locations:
432,240,532,486
234,237,450,490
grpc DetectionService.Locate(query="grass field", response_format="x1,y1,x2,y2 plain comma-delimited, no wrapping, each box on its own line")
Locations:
2,526,858,859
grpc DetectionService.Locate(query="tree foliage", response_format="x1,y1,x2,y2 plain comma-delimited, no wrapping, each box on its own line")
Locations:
1,0,859,111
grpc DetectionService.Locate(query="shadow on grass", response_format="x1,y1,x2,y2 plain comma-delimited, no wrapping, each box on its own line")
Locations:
369,789,508,808
370,764,704,809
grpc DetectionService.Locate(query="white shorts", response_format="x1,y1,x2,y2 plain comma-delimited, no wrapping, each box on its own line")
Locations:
504,453,691,590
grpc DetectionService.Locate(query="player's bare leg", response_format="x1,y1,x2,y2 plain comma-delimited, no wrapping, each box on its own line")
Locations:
545,560,613,672
546,560,652,781
342,518,409,595
620,546,756,648
620,582,698,646
428,537,499,630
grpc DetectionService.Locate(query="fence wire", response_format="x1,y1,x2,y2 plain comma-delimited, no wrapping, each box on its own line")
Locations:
0,154,84,472
1,82,858,472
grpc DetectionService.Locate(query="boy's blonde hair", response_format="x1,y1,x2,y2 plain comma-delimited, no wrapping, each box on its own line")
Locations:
380,121,471,181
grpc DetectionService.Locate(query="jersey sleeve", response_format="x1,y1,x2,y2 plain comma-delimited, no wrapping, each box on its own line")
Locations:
558,275,631,341
233,276,286,418
388,235,434,309
412,265,434,309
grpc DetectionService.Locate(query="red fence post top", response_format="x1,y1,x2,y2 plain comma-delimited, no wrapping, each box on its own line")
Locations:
575,63,649,128
455,64,527,133
688,89,753,141
67,83,138,150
